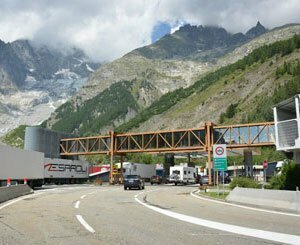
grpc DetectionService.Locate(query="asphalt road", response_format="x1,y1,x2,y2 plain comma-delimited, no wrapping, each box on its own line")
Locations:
0,184,300,245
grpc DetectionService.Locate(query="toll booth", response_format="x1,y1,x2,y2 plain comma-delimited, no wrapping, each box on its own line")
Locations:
273,94,300,163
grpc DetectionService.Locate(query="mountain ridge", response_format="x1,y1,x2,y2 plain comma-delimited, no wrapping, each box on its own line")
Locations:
128,22,267,61
43,23,300,136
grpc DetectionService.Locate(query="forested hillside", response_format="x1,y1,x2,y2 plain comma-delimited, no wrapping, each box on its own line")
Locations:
117,35,300,132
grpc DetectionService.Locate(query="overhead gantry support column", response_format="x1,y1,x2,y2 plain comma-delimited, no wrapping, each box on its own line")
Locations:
109,131,115,185
120,154,125,183
205,122,213,186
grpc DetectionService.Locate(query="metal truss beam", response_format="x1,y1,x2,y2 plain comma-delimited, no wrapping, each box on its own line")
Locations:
60,122,275,156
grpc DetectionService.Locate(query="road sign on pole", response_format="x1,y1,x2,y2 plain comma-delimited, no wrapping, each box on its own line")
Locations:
263,160,268,169
213,144,227,171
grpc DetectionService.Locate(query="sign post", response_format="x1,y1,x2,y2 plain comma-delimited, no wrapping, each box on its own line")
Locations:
263,160,268,183
213,144,227,195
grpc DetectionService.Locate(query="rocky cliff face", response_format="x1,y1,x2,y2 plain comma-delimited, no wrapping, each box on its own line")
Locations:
0,39,99,136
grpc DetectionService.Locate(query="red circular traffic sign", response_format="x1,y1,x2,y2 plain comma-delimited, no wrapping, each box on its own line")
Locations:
215,146,225,156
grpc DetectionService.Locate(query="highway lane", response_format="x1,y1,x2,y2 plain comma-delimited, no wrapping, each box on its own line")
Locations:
0,184,299,244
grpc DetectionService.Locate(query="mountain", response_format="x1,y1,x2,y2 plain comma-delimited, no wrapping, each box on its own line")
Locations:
117,35,300,132
41,23,300,137
0,39,100,136
42,23,266,133
5,33,300,148
245,21,267,39
128,22,266,61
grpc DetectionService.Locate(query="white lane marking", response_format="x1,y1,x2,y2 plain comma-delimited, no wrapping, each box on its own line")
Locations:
76,215,95,233
80,195,87,199
135,191,300,245
0,192,44,210
75,201,80,209
191,190,300,218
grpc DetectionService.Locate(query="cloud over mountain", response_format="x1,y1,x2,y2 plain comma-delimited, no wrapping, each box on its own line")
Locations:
0,0,300,61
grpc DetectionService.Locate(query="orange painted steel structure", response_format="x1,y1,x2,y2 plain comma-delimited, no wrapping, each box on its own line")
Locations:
60,122,275,184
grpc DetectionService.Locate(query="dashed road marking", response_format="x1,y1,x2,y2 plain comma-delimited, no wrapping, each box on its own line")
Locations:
75,201,80,209
76,215,95,233
135,190,300,245
80,195,86,199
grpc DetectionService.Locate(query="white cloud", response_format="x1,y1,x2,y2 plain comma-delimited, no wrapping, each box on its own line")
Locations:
0,0,300,61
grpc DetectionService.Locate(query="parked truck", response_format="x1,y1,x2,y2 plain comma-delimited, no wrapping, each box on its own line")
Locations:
169,165,196,185
0,144,89,187
44,158,89,184
0,145,44,187
120,162,156,181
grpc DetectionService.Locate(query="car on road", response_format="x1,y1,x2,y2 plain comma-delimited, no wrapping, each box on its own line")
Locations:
150,175,166,185
124,175,145,190
199,175,209,186
199,175,231,185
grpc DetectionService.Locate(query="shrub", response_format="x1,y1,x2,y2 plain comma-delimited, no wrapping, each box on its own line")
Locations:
229,177,261,190
268,174,284,190
269,160,300,190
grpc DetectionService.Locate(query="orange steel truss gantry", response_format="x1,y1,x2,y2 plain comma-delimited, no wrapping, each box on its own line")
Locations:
60,122,275,184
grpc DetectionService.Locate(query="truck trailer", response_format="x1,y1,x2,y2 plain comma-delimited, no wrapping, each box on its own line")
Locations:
44,158,89,184
120,162,156,181
0,145,44,187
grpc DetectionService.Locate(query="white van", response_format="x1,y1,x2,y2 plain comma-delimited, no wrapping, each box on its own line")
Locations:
169,165,196,185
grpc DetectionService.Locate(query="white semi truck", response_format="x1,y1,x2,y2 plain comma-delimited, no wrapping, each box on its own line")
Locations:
44,158,89,184
169,165,196,185
0,145,44,187
0,145,89,188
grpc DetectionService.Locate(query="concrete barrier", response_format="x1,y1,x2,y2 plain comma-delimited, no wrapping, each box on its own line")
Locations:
226,187,300,214
0,184,33,204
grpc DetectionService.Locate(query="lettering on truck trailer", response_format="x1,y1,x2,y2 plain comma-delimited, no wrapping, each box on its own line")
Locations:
44,163,87,174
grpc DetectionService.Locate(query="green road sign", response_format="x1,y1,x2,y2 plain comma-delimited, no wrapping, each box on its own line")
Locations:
213,157,227,171
213,144,227,171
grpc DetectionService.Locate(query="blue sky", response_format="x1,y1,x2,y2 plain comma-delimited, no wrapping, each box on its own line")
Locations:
151,22,171,43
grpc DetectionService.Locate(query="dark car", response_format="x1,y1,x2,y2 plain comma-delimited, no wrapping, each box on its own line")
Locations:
199,175,209,186
199,175,231,185
150,175,166,185
124,175,145,190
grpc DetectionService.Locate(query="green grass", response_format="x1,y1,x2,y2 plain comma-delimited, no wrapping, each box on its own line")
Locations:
199,191,229,200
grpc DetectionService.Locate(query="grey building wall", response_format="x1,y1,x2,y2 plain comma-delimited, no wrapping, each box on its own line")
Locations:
24,127,77,159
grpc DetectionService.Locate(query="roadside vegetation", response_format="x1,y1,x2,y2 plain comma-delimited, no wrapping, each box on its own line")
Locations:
227,160,300,191
229,177,261,189
268,160,300,190
200,191,229,200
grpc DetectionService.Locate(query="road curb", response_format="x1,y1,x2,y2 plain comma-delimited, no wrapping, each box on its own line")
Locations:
0,184,33,204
